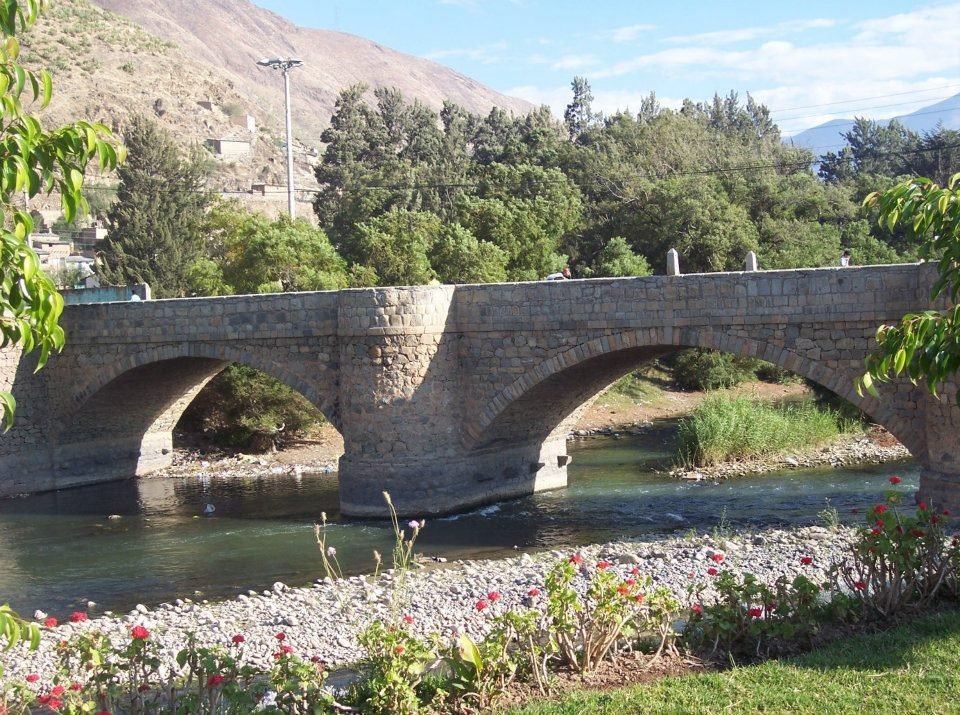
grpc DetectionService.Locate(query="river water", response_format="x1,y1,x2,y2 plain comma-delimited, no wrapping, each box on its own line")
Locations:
0,436,913,617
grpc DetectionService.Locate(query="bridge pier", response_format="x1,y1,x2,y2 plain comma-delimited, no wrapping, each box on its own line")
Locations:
339,436,569,517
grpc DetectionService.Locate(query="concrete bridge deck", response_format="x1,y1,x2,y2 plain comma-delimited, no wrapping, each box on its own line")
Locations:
1,263,957,516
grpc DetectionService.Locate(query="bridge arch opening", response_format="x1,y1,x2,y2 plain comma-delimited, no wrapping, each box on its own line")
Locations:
464,329,917,463
52,346,342,487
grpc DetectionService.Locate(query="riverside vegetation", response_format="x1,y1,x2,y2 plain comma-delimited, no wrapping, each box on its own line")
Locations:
1,483,959,714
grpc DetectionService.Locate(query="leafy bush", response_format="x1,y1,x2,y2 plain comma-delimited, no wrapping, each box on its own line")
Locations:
178,364,325,451
677,394,842,466
670,349,756,391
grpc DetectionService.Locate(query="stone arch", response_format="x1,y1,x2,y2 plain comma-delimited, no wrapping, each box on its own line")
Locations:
64,341,340,434
462,326,920,458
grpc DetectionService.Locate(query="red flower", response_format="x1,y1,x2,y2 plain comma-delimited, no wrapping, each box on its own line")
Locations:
873,504,888,515
617,585,630,595
231,634,245,644
207,675,224,687
38,695,50,705
889,475,902,485
130,625,149,640
630,567,640,575
69,682,81,691
280,645,293,654
25,674,38,683
568,554,583,565
596,560,610,569
43,617,57,628
402,615,414,624
748,607,762,618
487,591,501,602
625,578,636,586
48,698,63,710
876,519,885,528
854,581,866,591
930,515,941,525
710,553,725,563
691,604,702,614
275,632,286,641
475,599,488,611
527,588,541,597
51,686,65,697
910,528,926,538
707,567,719,576
634,594,644,604
919,502,928,511
800,556,813,566
943,509,951,516
870,528,881,536
394,645,405,655
69,611,88,623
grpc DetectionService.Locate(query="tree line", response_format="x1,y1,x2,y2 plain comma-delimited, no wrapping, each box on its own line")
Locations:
94,78,959,299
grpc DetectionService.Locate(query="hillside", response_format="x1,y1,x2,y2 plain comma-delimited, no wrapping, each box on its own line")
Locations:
18,0,534,217
787,92,960,156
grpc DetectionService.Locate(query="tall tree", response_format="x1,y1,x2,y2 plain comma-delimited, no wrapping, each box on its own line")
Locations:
98,115,210,297
564,76,595,141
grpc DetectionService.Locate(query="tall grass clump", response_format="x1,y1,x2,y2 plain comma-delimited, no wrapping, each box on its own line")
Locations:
678,395,843,467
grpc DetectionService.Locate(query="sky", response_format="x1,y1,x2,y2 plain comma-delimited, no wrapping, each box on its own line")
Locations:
251,0,960,137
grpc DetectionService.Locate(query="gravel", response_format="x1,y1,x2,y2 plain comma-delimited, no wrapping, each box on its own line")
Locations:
1,524,860,681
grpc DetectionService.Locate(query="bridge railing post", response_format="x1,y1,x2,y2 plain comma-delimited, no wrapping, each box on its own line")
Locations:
745,251,758,272
666,248,680,276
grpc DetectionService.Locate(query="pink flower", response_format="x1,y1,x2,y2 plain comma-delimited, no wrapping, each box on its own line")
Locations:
707,567,719,576
51,686,65,697
130,625,149,640
569,554,583,565
207,674,224,686
69,611,88,623
527,588,541,597
231,634,245,644
630,567,640,575
634,594,644,604
475,599,488,611
487,591,501,602
800,556,813,566
402,615,414,624
889,475,902,485
748,607,762,618
43,617,57,628
596,560,610,569
69,682,81,691
280,645,293,654
710,553,725,563
275,632,286,641
691,604,703,614
617,585,630,595
25,673,39,683
48,698,64,710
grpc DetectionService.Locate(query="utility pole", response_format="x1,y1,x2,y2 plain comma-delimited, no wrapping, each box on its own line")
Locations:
256,57,303,218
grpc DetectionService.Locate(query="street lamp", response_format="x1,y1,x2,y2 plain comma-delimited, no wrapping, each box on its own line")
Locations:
257,57,303,218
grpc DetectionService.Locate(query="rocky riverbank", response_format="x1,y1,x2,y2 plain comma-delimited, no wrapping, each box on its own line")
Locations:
4,524,858,682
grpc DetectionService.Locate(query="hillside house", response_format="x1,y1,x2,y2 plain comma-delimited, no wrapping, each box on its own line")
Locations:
206,137,251,158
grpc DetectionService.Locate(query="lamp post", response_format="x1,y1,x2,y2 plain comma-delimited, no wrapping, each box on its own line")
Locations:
257,57,303,218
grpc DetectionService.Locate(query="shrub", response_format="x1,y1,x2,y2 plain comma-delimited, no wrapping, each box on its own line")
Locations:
677,394,842,466
670,349,756,391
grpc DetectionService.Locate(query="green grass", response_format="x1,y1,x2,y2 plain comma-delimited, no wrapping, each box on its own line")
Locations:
501,610,960,714
677,394,845,467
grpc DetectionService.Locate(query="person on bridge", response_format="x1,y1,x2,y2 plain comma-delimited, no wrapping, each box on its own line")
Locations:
545,266,572,280
839,250,852,267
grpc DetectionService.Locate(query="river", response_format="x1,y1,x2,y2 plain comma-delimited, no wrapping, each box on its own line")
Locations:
0,435,912,617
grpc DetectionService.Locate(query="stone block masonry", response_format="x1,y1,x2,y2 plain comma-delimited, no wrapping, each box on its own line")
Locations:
1,264,958,516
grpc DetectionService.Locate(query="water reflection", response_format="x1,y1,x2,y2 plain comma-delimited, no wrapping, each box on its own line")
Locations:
0,436,914,616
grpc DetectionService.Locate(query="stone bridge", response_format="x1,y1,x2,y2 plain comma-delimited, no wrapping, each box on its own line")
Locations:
2,263,958,517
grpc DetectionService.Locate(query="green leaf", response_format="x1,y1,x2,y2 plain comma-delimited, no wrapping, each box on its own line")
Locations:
457,633,483,673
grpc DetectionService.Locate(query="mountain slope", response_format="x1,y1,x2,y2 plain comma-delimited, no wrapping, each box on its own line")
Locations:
787,92,960,156
87,0,534,143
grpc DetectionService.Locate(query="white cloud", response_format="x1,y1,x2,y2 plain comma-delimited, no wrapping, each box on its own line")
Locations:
425,40,509,64
664,18,835,46
603,23,656,43
550,54,600,71
506,83,685,121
